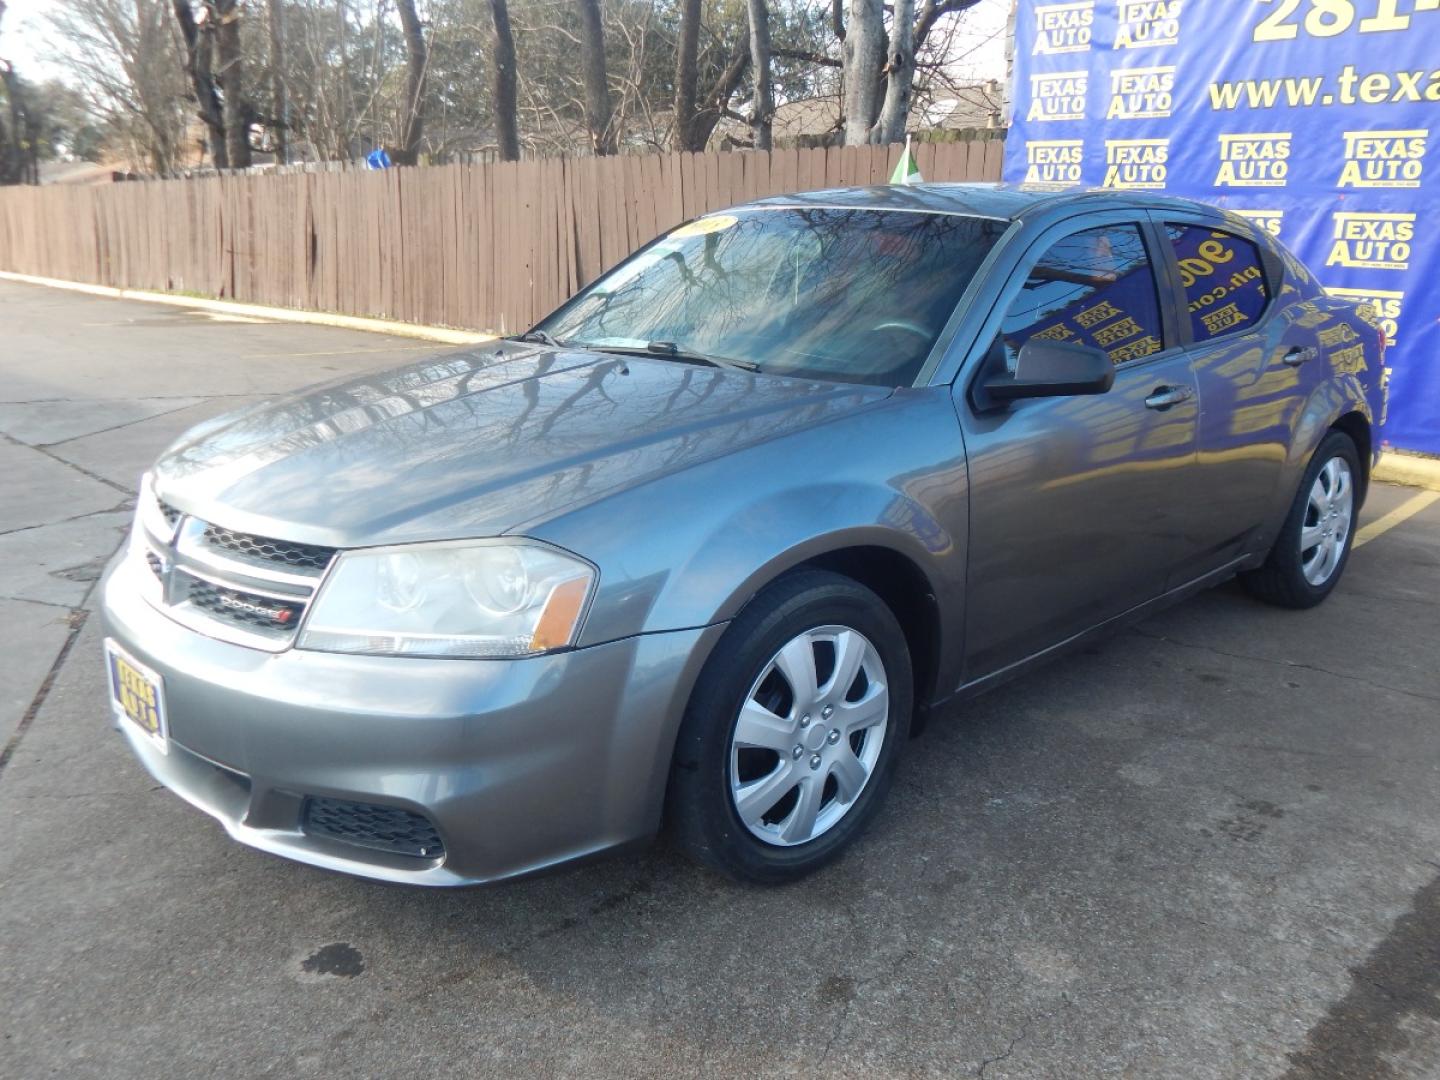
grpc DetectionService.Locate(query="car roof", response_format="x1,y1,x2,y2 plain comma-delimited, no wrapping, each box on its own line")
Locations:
743,182,1217,223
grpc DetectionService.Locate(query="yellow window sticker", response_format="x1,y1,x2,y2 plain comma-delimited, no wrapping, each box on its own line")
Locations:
670,214,739,238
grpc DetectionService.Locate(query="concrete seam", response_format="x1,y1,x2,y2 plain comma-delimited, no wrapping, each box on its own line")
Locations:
0,431,133,494
0,608,90,781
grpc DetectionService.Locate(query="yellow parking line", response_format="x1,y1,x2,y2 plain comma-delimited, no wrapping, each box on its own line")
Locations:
1353,490,1440,548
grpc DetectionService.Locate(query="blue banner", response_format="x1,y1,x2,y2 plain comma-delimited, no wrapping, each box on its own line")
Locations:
1004,0,1439,453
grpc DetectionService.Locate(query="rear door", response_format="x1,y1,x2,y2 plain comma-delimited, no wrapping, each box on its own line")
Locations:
955,212,1200,681
1151,212,1313,582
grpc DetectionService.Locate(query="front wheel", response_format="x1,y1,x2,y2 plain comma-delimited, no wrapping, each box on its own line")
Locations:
667,570,913,883
1241,430,1359,609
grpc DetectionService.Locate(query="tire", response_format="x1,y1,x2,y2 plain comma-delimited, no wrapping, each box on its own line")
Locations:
1241,430,1360,609
667,569,913,884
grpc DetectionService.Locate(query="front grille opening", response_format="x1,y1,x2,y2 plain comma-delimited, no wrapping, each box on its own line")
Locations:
145,550,163,578
201,525,335,572
185,578,304,635
158,499,183,529
303,797,445,860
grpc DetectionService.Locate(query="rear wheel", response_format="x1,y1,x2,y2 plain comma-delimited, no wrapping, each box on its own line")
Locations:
1241,431,1359,609
667,570,912,883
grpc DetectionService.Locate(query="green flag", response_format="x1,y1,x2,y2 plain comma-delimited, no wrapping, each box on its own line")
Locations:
890,136,922,185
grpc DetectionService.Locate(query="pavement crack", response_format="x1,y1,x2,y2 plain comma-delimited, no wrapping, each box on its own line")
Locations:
0,500,133,538
0,595,84,612
1130,628,1440,705
0,529,124,784
37,401,205,449
14,790,147,800
816,984,856,1066
0,608,90,780
0,431,131,494
977,1020,1030,1079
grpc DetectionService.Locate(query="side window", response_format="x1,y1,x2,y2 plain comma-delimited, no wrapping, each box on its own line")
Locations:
1165,224,1270,343
998,223,1165,368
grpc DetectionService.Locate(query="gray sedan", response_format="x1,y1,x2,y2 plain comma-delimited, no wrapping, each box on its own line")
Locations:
99,184,1385,885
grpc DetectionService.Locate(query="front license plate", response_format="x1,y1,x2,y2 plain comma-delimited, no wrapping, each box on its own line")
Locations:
105,639,168,753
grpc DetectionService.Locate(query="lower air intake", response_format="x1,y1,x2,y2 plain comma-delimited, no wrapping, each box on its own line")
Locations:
302,797,445,860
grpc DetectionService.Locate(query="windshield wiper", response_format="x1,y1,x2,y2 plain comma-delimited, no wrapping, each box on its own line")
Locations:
563,339,760,372
507,329,565,347
642,341,760,372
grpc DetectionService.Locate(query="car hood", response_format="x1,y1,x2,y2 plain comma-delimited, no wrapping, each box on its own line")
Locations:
152,343,891,547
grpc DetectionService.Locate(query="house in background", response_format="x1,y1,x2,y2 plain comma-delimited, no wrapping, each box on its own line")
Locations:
711,80,1004,150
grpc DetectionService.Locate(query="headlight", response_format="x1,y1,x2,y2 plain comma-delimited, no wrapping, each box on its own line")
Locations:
298,541,595,659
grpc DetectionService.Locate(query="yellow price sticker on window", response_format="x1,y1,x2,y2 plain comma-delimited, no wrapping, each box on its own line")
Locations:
670,214,739,238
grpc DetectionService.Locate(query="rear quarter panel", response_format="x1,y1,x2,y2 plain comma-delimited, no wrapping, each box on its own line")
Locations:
1190,227,1383,547
1262,247,1385,535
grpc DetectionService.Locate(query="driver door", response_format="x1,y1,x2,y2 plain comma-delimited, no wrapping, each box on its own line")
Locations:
955,215,1200,682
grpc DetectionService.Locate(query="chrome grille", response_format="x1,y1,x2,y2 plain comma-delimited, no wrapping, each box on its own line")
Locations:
200,525,335,573
137,504,333,652
182,576,305,637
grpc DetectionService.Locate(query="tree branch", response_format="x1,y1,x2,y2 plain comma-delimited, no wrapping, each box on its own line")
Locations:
773,47,841,68
913,0,983,54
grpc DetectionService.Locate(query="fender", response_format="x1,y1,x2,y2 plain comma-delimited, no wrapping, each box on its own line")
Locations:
705,517,952,627
528,388,971,659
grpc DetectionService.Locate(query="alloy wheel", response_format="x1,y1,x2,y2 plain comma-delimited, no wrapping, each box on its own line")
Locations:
728,624,889,847
1300,456,1353,586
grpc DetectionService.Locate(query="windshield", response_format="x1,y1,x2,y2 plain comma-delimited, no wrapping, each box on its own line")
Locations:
536,207,1008,387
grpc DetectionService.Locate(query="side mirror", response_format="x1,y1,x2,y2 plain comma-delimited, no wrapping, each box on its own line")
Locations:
980,340,1115,404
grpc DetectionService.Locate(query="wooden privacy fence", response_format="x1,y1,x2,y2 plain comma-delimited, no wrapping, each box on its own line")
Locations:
0,139,1004,334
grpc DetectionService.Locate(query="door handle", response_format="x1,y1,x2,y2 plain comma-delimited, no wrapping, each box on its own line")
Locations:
1282,345,1318,366
1144,385,1193,410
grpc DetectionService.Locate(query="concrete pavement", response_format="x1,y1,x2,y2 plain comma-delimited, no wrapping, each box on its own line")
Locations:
2,278,1438,1079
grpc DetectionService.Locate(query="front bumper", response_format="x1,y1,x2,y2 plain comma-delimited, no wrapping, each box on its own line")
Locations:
99,549,723,885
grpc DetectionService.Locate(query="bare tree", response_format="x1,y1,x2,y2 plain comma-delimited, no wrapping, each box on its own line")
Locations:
172,0,226,165
672,0,750,152
871,0,913,142
213,0,251,166
0,0,18,183
842,0,984,144
841,0,882,144
34,0,990,168
46,0,188,172
267,0,287,163
672,0,701,150
603,0,665,150
392,0,427,164
490,0,519,160
913,0,983,55
745,0,773,149
575,0,615,154
0,60,38,184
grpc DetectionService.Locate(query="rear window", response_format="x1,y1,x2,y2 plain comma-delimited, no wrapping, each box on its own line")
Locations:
539,208,1007,386
1165,224,1270,343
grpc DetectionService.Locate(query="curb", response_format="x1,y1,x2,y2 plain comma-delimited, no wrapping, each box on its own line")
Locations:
1375,451,1440,493
0,271,496,346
